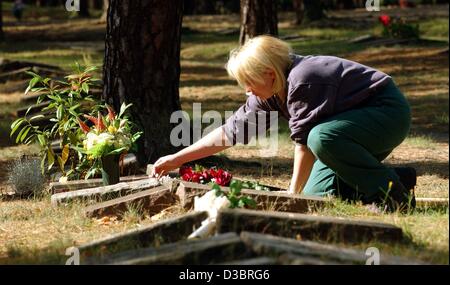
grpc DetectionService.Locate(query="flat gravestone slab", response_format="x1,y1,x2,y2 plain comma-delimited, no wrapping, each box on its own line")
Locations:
216,208,404,244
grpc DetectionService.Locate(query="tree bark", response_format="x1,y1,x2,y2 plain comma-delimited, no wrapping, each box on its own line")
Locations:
92,0,103,9
303,0,325,22
78,0,90,17
239,0,278,45
0,0,4,41
292,0,305,25
340,0,355,9
103,0,184,165
194,0,216,14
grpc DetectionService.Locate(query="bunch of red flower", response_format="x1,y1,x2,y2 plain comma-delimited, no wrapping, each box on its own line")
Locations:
179,166,232,186
378,14,391,27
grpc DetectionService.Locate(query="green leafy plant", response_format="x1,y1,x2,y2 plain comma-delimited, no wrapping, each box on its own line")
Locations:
238,179,271,191
10,63,101,178
212,180,256,209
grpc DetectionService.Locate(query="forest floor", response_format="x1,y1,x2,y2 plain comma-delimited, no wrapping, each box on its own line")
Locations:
0,4,448,264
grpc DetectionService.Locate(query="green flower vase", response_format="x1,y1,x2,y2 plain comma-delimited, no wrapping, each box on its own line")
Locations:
101,154,120,186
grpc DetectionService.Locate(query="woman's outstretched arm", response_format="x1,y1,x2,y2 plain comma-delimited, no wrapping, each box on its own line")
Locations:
151,126,232,176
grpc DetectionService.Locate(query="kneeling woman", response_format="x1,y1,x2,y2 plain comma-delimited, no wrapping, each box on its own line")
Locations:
152,35,416,212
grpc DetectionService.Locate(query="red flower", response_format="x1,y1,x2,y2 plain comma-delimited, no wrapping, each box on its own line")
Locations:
106,104,116,121
180,166,196,182
208,168,217,179
97,112,106,131
191,173,201,183
211,169,232,186
379,14,391,27
179,166,232,186
179,166,193,176
83,114,98,126
77,118,90,134
202,169,210,181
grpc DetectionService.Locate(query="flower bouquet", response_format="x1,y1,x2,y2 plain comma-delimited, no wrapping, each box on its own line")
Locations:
179,165,232,186
379,14,419,39
178,164,272,191
77,102,142,185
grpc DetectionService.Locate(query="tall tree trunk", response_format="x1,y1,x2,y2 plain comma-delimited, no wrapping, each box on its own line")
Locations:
78,0,90,17
103,0,184,165
0,0,4,42
292,0,305,25
223,0,240,13
100,0,108,22
354,0,365,8
303,0,325,22
239,0,278,45
341,0,355,9
93,0,103,9
194,0,216,14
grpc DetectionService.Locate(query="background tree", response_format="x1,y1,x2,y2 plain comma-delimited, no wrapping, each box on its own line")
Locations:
239,0,278,45
103,0,184,165
303,0,325,22
78,0,90,18
292,0,305,25
92,0,103,9
339,0,356,9
184,0,216,15
0,0,4,41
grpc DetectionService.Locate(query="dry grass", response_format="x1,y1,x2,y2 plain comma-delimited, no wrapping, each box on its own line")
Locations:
0,193,188,264
314,198,449,264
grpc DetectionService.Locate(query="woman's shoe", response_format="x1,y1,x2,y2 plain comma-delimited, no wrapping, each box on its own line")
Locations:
394,167,417,191
381,181,416,213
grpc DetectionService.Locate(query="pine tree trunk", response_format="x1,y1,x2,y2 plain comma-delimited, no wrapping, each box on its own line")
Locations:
194,0,216,14
103,0,184,165
93,0,103,9
0,0,4,41
292,0,305,25
341,0,355,9
78,0,90,17
303,0,325,22
239,0,278,45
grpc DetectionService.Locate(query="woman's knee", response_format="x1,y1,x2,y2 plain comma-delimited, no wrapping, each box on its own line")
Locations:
307,124,334,159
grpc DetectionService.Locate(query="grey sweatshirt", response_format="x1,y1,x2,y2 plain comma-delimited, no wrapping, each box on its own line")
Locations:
222,54,393,145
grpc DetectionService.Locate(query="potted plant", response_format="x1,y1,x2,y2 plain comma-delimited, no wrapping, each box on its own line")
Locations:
78,103,142,185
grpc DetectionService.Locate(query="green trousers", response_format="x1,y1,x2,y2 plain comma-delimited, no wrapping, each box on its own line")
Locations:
302,80,411,203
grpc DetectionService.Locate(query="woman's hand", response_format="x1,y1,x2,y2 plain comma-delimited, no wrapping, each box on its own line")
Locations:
150,127,231,178
151,154,182,177
287,183,297,194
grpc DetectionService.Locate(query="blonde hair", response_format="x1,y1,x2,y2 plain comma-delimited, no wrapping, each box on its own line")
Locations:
225,35,293,101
